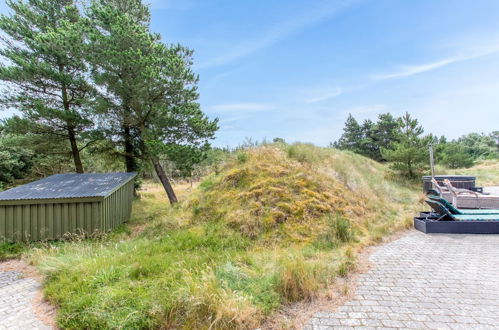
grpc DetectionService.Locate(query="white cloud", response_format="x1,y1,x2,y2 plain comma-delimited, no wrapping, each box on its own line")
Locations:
372,44,499,80
199,0,360,68
207,103,275,113
372,57,463,80
304,87,343,103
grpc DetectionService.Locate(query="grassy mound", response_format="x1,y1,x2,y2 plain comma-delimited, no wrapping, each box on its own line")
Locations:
190,146,366,243
26,144,420,329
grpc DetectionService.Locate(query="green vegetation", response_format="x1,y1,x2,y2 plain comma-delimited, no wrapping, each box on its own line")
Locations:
0,0,93,174
436,142,475,169
0,0,218,202
18,144,419,329
443,159,499,187
87,0,218,203
334,112,498,177
381,113,432,178
0,132,33,189
333,113,400,162
0,242,27,261
0,0,496,328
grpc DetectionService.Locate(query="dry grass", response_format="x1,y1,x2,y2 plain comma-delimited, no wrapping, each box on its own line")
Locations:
188,147,366,243
22,143,424,329
441,159,499,186
187,145,420,246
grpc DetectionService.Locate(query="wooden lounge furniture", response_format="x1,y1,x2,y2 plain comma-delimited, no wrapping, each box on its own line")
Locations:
442,179,499,209
429,178,453,201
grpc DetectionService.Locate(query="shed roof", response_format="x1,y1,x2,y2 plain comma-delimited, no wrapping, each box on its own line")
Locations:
0,173,136,201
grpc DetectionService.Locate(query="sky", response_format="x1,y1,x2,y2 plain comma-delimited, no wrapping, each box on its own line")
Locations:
1,0,499,147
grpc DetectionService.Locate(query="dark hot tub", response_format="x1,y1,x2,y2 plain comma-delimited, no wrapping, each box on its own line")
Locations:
422,175,476,193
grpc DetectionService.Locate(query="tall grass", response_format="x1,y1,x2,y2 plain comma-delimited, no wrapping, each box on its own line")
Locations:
443,159,499,186
23,143,424,328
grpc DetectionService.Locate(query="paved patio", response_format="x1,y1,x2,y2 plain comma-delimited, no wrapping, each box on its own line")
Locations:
2,231,498,329
484,186,499,195
306,231,499,329
0,269,51,330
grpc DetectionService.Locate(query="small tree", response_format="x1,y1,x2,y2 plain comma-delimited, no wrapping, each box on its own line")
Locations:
334,114,363,153
372,113,401,161
439,142,475,169
1,116,77,179
0,0,94,173
359,119,378,160
382,112,430,178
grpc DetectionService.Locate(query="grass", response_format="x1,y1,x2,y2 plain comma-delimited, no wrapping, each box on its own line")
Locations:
0,242,27,261
11,143,426,329
442,159,499,186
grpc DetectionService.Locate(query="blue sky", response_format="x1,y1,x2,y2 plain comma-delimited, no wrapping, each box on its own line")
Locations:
2,0,499,147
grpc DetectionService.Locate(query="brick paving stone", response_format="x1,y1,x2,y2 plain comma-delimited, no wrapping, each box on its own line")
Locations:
0,270,51,330
305,231,499,329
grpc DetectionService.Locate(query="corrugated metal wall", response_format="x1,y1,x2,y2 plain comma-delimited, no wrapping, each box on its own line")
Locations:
101,180,135,232
0,179,135,242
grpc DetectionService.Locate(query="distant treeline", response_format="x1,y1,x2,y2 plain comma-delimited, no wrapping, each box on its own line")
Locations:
332,112,498,177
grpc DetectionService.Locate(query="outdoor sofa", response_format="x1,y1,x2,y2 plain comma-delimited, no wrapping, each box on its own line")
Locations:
430,177,499,209
442,179,499,209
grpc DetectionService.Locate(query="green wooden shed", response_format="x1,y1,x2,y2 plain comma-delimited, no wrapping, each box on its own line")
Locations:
0,172,136,242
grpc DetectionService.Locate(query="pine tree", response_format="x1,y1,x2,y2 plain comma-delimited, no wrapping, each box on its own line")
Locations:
359,119,379,160
86,0,153,174
334,114,363,153
88,0,217,203
372,113,400,160
381,112,430,177
0,0,94,173
439,142,475,169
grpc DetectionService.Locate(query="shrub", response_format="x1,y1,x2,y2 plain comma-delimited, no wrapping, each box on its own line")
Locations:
237,151,249,163
439,142,475,169
0,242,26,261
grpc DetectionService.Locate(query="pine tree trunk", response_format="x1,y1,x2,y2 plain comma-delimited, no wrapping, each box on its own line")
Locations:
151,157,178,204
122,124,139,197
123,124,137,173
59,63,85,174
68,128,84,173
408,159,413,177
